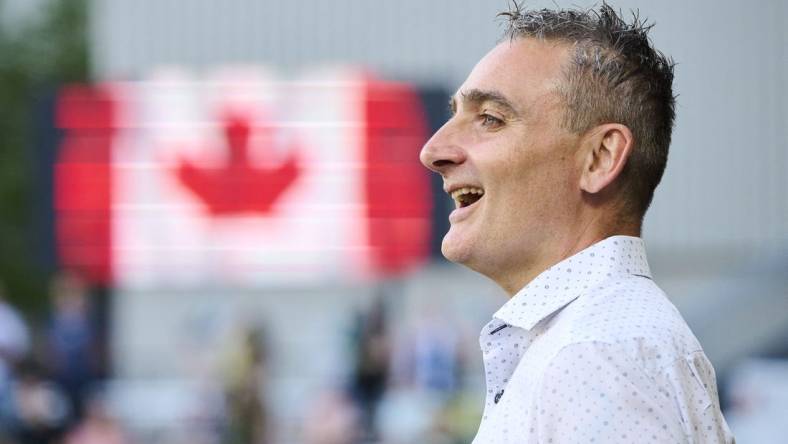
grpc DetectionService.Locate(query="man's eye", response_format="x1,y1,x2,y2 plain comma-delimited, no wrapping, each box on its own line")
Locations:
480,114,504,128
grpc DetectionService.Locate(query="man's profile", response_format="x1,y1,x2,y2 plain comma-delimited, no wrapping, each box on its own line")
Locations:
419,3,735,443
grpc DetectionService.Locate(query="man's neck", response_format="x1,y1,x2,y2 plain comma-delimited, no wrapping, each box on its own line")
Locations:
497,222,641,297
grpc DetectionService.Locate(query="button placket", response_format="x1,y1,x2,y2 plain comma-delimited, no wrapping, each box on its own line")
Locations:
479,321,529,412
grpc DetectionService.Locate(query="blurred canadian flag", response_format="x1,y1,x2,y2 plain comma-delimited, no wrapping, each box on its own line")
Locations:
54,68,431,287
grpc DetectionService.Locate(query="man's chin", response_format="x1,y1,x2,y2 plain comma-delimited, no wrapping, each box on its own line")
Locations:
440,233,474,265
441,230,502,278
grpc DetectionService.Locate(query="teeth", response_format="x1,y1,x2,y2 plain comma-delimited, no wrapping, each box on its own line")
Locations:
450,187,485,208
450,186,485,200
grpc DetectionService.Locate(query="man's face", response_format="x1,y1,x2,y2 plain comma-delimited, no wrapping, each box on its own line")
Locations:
420,38,583,287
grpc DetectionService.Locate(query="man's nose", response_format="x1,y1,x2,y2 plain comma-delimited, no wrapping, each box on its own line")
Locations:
419,123,467,175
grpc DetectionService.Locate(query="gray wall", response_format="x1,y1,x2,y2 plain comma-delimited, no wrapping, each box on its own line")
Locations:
0,0,48,30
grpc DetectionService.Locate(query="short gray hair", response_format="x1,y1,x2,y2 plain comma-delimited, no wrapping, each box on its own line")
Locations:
499,2,676,220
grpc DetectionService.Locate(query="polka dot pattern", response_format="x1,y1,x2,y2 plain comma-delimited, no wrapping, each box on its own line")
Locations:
472,236,735,443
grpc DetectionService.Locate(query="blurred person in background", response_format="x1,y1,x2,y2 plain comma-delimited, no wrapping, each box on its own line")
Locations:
45,271,100,429
0,281,30,398
0,281,31,442
406,309,463,398
348,296,391,442
221,323,269,444
419,3,734,443
385,309,470,443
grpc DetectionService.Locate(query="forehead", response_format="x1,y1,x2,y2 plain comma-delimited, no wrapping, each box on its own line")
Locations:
456,38,571,111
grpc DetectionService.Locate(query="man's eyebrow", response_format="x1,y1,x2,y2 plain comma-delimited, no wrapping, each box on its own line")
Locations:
450,88,520,116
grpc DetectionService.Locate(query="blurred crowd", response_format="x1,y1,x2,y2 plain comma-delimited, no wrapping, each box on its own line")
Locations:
299,295,478,444
0,272,116,444
0,275,480,444
0,273,112,444
14,269,784,444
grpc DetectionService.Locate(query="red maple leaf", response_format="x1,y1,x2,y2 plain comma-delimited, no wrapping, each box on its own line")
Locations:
177,113,301,215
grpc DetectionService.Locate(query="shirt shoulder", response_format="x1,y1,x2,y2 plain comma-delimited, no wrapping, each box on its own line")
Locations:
552,273,703,376
533,276,735,443
533,339,734,444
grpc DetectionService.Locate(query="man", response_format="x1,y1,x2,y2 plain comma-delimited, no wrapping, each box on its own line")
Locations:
419,3,734,443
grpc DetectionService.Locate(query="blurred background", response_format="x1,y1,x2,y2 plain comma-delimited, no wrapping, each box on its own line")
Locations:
0,0,785,443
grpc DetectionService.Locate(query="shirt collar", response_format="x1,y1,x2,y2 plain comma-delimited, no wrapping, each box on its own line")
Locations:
493,235,652,331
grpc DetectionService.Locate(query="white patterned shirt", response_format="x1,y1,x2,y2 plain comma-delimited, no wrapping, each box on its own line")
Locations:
472,236,735,444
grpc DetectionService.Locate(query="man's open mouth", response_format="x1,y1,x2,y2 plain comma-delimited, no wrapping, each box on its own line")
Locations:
450,186,485,209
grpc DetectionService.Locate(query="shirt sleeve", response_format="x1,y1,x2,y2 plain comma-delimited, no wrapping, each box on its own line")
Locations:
534,341,733,444
658,350,735,443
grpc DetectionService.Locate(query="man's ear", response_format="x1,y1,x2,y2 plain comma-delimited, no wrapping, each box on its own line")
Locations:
578,123,634,194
